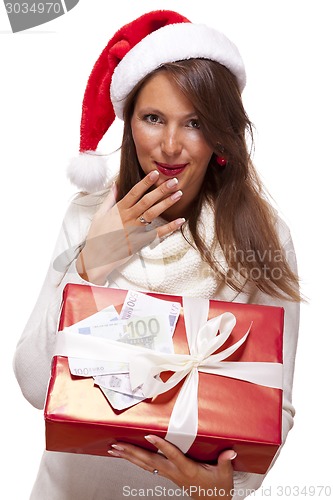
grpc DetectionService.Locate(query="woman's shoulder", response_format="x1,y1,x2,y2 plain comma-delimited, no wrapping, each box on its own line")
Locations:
59,184,115,246
69,187,111,208
270,206,293,247
64,182,115,219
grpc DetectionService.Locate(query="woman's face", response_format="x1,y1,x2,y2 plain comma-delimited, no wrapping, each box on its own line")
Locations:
130,71,214,218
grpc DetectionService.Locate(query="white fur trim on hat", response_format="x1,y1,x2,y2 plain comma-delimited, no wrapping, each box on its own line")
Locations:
111,23,246,119
67,152,109,193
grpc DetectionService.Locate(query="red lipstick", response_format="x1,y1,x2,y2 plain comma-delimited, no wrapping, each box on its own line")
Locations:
155,162,188,177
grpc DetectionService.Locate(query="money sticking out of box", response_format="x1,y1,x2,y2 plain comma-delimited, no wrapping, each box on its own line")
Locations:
63,289,180,410
45,283,284,474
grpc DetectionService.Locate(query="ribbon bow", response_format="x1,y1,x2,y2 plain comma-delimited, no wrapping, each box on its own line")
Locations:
128,297,283,452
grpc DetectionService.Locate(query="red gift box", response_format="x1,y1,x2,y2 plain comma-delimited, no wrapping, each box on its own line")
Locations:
44,283,283,473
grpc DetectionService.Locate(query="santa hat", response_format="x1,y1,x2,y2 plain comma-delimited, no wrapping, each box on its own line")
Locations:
67,10,246,193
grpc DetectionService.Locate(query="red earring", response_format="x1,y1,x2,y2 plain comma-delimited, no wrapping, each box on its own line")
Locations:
216,156,227,166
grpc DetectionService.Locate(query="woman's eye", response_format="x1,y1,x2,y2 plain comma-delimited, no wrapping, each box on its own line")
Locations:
143,114,161,124
188,119,200,129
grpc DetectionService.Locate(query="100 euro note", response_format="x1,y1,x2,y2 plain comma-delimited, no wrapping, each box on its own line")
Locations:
120,290,181,336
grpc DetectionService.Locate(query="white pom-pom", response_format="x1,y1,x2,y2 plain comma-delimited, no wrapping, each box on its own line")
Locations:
67,151,109,193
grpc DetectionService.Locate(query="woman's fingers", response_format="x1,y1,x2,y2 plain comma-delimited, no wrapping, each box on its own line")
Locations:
108,441,170,475
108,435,236,496
121,170,161,209
131,180,181,220
137,188,183,224
78,172,186,284
108,446,160,474
144,435,193,471
121,172,183,220
96,182,118,215
96,171,160,216
155,218,186,239
217,449,238,464
107,436,191,480
99,172,184,228
108,436,236,500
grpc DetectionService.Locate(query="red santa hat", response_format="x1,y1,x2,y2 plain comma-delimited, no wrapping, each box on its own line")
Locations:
67,10,246,193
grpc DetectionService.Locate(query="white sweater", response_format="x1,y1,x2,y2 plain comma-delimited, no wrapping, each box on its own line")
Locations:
13,191,300,500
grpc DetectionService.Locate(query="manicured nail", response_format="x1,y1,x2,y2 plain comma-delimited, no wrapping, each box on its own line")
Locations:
144,435,158,445
170,190,183,201
175,218,186,227
149,170,159,181
230,451,237,460
111,444,125,451
107,449,122,457
166,177,178,188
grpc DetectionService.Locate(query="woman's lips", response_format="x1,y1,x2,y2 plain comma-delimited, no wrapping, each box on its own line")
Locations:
154,162,188,177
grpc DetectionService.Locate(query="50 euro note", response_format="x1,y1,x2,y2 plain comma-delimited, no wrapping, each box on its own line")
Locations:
67,303,127,377
68,314,174,410
99,386,145,411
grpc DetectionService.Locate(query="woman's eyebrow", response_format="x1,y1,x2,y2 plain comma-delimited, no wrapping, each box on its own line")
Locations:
136,107,198,120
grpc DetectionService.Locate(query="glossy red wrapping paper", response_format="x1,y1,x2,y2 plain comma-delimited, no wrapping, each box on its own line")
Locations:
44,283,284,473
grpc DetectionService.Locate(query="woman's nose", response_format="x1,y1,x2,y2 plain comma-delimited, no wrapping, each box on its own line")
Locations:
161,126,182,156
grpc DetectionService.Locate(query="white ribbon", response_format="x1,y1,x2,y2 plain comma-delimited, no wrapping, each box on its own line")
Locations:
54,296,283,453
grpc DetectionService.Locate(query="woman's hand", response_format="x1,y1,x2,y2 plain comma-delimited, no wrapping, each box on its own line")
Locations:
108,435,236,499
77,170,185,284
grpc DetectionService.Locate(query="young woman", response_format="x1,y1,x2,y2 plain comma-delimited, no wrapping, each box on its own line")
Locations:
14,10,300,500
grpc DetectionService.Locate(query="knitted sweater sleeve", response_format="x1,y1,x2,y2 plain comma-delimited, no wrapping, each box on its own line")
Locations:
13,193,101,409
232,220,300,499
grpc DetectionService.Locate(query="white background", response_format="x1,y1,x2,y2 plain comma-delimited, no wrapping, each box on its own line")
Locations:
0,1,332,498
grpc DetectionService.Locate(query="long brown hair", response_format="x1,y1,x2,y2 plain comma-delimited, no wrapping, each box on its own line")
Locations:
116,59,301,301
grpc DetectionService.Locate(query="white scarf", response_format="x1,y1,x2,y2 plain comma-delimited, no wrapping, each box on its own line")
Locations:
109,203,242,301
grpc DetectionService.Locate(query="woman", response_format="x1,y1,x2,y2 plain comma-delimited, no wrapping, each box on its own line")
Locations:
14,10,300,500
